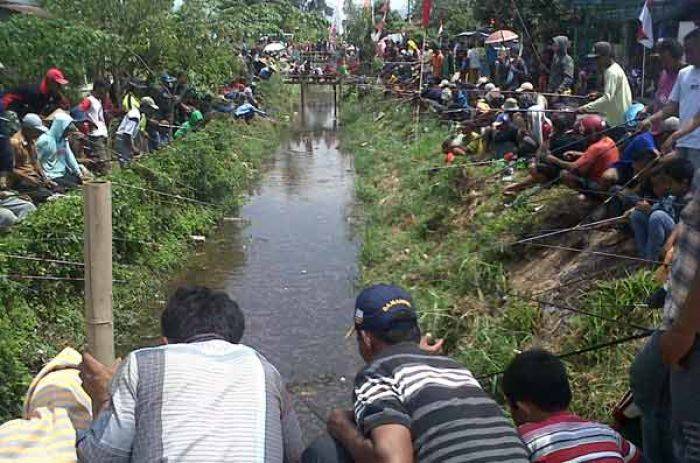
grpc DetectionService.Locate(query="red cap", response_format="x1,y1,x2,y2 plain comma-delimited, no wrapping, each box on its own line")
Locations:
46,68,69,85
575,115,606,136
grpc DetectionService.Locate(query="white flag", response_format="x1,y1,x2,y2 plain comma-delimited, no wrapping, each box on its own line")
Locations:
638,0,654,49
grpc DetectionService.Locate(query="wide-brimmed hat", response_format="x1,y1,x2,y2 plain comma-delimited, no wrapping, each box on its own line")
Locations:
139,96,159,111
439,79,451,87
502,98,520,111
516,82,534,92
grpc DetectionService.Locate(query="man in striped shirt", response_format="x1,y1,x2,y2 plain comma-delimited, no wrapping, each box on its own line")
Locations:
304,284,528,462
78,286,304,462
502,349,641,463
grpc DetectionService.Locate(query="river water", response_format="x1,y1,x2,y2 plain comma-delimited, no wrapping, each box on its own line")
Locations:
172,90,361,441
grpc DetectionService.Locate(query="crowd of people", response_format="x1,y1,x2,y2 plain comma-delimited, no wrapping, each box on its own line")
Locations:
2,23,700,463
0,60,271,229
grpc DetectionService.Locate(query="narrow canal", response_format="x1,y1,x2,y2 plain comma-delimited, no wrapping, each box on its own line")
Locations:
172,90,361,440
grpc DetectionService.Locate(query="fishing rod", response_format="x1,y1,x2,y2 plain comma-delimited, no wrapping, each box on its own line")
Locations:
458,88,590,99
474,330,653,381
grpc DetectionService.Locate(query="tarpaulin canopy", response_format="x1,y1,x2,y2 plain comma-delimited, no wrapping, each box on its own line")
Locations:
484,30,519,45
263,42,285,53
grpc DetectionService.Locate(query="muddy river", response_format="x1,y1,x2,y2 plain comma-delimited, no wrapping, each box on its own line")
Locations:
172,90,361,441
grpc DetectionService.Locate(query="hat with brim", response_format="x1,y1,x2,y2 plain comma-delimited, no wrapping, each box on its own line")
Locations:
516,82,534,92
22,113,48,133
139,96,159,111
439,79,451,88
46,68,69,85
502,98,520,111
348,284,417,336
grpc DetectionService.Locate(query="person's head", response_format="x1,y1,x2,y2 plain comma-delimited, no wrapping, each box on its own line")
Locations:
592,41,613,70
43,68,69,95
657,39,684,70
684,28,700,67
176,70,188,85
650,169,672,198
353,284,421,362
575,114,606,142
550,111,576,133
658,157,694,196
92,79,109,99
21,113,48,141
552,36,569,56
655,116,680,143
161,285,245,344
502,349,572,425
139,96,159,116
630,148,657,173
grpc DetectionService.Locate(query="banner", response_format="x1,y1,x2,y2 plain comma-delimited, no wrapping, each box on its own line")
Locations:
637,0,654,49
422,0,432,28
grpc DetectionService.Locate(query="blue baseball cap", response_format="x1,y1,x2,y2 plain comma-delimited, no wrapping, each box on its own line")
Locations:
353,284,418,333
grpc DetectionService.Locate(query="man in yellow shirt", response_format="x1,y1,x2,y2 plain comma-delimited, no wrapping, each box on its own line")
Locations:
579,42,632,134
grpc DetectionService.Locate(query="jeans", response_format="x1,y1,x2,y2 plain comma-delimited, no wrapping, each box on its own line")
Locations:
0,194,36,228
630,209,676,261
631,332,674,462
670,339,700,462
632,332,700,462
677,148,700,175
302,435,353,463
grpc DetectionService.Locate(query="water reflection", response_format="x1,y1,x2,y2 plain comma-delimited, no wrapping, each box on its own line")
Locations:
174,90,361,396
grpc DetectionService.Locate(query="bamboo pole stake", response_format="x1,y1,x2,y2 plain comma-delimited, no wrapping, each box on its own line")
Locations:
84,181,115,366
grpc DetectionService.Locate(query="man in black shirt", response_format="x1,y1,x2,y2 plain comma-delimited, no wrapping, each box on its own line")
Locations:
1,68,70,118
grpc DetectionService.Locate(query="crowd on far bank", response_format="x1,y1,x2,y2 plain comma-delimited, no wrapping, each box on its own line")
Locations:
0,58,274,229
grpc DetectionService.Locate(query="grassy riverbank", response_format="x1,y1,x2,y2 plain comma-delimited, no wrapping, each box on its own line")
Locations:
0,78,295,420
341,93,658,421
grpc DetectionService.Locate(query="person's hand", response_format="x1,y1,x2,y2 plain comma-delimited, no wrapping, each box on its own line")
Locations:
660,328,696,367
327,408,356,439
661,132,678,154
420,333,445,355
635,201,652,214
563,151,577,161
79,352,120,415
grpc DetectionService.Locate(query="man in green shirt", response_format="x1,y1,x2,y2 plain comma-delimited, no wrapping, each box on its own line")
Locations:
579,42,632,132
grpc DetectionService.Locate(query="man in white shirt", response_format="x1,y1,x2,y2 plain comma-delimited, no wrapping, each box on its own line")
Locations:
579,42,632,131
79,80,110,173
644,28,700,171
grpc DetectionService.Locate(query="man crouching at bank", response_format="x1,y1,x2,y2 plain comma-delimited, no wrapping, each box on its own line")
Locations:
303,284,529,463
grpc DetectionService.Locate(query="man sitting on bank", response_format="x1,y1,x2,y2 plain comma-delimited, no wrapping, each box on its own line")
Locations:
303,284,529,463
78,285,304,463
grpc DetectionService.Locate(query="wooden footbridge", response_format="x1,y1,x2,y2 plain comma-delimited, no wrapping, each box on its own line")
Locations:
283,74,344,122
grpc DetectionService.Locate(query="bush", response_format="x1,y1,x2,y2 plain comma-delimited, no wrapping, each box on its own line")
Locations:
0,80,291,420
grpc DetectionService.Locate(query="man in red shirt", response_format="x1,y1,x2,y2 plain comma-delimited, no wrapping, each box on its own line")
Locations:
545,115,620,194
503,349,642,463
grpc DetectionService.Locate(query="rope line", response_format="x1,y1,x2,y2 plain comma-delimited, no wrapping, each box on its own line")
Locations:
0,253,85,267
111,181,218,207
0,274,127,283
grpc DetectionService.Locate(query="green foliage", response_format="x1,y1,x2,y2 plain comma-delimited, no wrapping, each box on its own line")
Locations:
342,92,658,422
0,15,117,87
0,79,292,420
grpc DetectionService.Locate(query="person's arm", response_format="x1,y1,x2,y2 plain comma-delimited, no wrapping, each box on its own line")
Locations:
546,150,583,171
63,140,82,178
327,410,413,463
663,112,700,153
77,353,136,462
580,67,615,113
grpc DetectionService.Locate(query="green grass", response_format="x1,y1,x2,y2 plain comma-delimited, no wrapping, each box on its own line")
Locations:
342,93,658,421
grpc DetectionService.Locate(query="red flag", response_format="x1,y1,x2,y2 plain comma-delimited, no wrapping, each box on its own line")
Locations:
422,0,432,27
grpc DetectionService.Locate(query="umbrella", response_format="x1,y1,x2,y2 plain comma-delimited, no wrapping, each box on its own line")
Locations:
484,30,519,45
263,42,285,53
